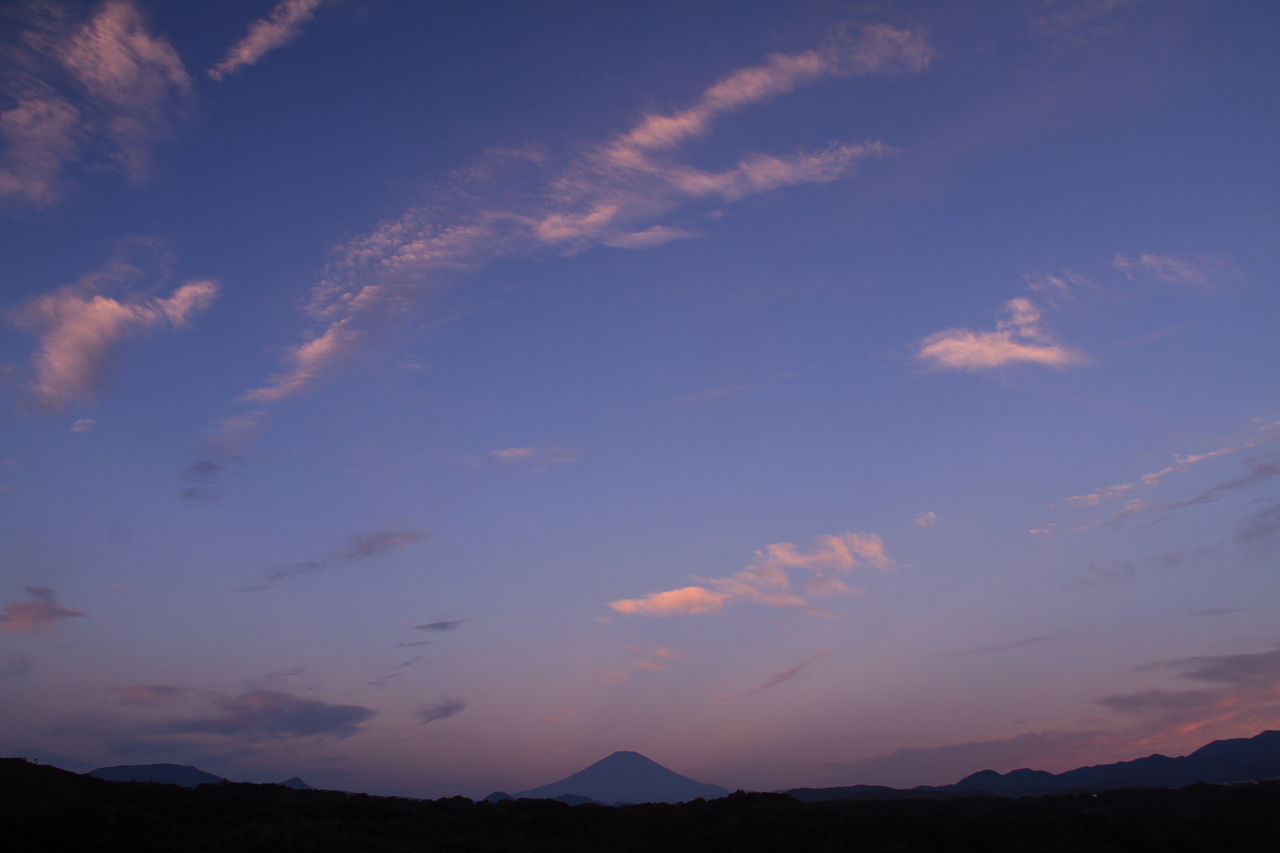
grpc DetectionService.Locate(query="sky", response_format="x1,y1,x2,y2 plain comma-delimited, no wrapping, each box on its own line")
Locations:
1,0,1278,799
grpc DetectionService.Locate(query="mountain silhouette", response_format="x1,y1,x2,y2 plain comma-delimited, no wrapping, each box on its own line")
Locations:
936,730,1280,795
788,730,1280,801
89,764,224,787
279,777,314,789
515,751,730,804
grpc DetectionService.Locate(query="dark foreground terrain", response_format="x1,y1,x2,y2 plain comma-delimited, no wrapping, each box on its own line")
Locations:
4,758,1279,852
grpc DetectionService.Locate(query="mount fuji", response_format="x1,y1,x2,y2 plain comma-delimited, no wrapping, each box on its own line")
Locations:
511,751,730,804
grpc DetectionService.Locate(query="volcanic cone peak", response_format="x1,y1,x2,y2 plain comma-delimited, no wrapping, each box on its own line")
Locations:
516,750,730,804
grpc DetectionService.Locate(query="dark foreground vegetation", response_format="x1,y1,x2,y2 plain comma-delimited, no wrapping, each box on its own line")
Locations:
5,758,1280,852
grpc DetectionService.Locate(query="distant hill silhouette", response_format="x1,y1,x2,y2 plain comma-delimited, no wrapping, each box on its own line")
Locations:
278,777,314,790
8,757,1280,851
788,730,1280,801
89,764,224,787
516,751,730,803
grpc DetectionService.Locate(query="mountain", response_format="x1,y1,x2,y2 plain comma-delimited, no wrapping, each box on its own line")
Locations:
515,751,730,804
937,730,1280,795
89,763,224,787
279,777,314,789
789,730,1280,801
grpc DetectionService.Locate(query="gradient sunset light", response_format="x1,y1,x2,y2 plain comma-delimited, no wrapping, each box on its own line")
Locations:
2,0,1278,798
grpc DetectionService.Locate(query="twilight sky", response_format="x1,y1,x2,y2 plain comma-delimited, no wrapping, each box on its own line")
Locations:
2,0,1278,798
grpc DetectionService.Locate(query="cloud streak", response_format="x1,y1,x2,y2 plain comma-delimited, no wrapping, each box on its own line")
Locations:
262,528,430,584
757,649,832,690
483,443,581,471
1066,423,1279,510
1075,457,1279,532
415,698,466,724
208,0,332,81
1095,646,1280,743
1,0,191,208
233,24,933,406
946,633,1064,658
609,532,895,617
0,587,86,635
8,265,218,413
1113,252,1237,293
161,690,374,739
415,619,467,632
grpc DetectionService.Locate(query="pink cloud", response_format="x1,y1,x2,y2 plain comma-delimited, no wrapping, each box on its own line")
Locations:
606,23,933,160
0,586,86,635
10,277,218,413
235,25,933,405
208,0,331,81
609,586,731,617
916,298,1087,372
609,532,896,617
1,1,191,207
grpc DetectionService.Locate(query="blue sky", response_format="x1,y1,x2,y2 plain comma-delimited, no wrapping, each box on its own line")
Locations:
2,0,1279,798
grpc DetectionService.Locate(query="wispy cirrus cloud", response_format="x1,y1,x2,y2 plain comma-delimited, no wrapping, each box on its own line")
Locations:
415,697,466,724
232,24,933,406
1065,433,1276,510
757,649,832,690
1024,269,1100,309
945,633,1064,658
598,644,685,684
1069,460,1278,534
1113,252,1237,293
415,619,467,632
609,531,896,617
7,254,218,413
340,529,429,558
916,297,1087,372
1236,503,1280,548
1,0,191,208
0,586,86,635
254,528,430,587
1070,546,1220,589
208,0,333,81
1028,419,1280,535
484,443,580,471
